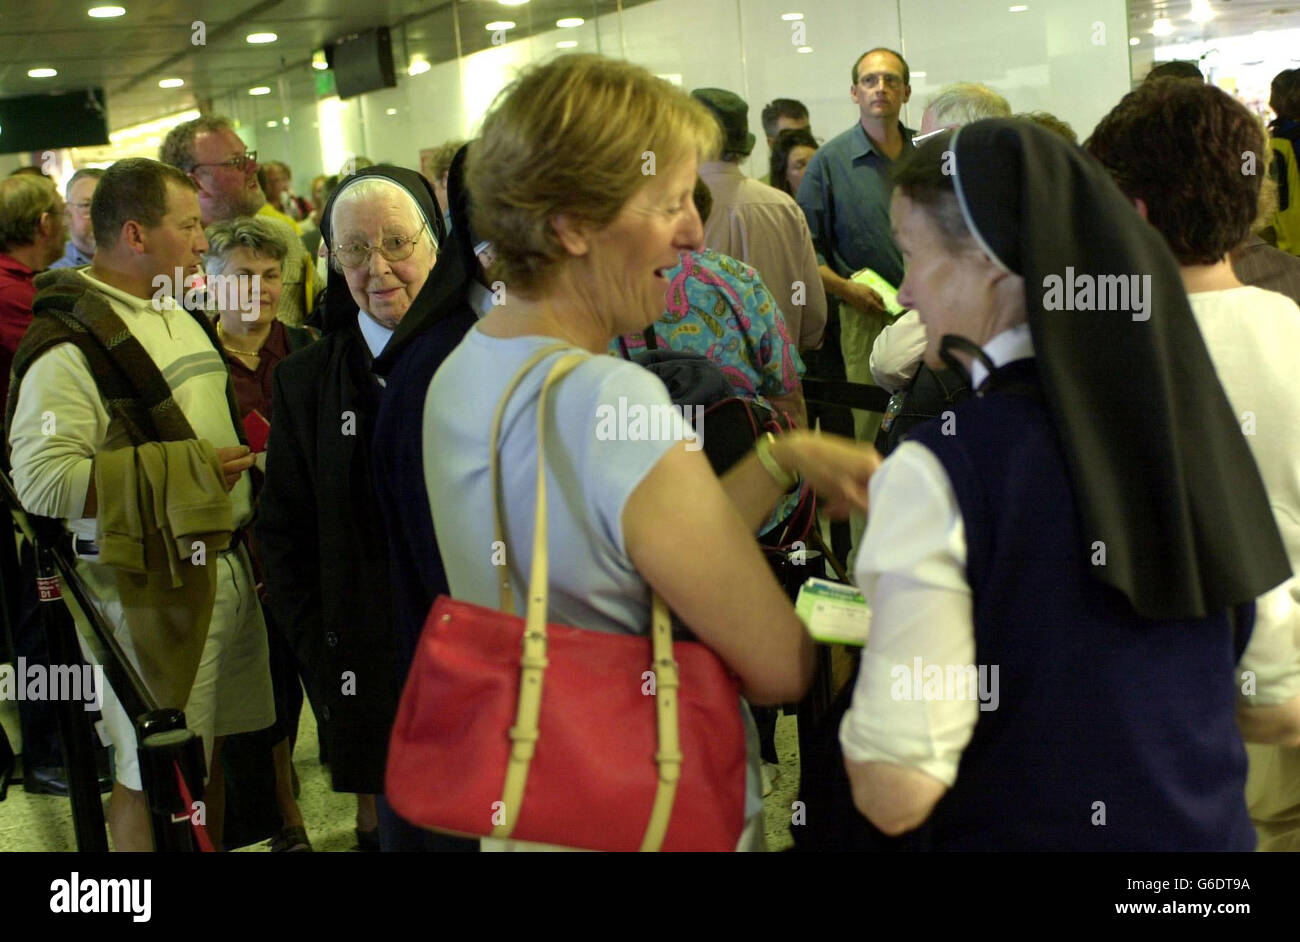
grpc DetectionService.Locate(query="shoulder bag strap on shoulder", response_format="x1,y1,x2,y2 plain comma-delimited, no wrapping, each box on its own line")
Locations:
488,342,571,614
489,350,681,850
491,350,586,840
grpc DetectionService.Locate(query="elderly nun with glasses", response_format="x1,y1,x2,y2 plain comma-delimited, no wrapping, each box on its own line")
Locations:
795,119,1296,851
256,166,444,851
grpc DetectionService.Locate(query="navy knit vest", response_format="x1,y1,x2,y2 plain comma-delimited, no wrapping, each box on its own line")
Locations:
898,358,1256,850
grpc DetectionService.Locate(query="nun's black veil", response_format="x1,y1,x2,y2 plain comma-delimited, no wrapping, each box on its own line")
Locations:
316,164,448,337
372,144,478,376
946,117,1288,620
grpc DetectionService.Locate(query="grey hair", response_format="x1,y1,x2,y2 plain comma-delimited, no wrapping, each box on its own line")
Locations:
64,167,105,199
926,82,1012,127
328,176,437,249
203,216,287,277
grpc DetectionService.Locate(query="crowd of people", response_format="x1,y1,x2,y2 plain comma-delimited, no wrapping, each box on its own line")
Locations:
1,48,1299,852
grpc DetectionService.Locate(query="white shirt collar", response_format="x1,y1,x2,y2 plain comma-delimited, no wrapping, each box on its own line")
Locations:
357,310,395,359
969,323,1034,390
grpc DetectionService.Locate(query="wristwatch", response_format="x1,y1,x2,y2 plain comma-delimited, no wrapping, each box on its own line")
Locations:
755,432,798,491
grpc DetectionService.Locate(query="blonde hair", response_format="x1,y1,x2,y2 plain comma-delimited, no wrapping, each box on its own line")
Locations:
466,53,721,295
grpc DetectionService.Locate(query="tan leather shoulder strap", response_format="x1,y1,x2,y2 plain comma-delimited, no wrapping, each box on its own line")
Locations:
492,352,587,838
489,350,683,851
488,342,572,614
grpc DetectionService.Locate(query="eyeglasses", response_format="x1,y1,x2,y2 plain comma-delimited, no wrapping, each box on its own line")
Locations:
188,150,258,173
64,201,93,216
860,73,904,89
331,222,428,269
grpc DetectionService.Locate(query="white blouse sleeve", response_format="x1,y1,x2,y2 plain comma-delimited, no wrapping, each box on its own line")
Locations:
839,440,979,787
869,310,927,392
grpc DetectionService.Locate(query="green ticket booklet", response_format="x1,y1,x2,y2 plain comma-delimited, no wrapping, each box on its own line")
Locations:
850,267,906,317
795,577,871,647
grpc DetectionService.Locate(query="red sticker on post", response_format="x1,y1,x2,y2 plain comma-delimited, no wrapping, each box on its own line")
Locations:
36,574,62,601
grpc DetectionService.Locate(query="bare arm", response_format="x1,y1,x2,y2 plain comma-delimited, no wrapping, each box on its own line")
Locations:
623,442,814,705
1236,696,1300,746
768,385,807,429
819,264,884,313
845,759,949,836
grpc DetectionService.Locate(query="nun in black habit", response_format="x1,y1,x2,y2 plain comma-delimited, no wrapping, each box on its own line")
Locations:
256,166,445,816
368,147,484,851
806,119,1291,851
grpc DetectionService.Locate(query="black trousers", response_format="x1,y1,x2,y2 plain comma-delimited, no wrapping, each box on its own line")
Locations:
800,309,854,566
7,539,64,770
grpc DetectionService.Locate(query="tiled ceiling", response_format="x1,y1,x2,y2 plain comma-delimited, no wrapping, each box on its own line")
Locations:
1128,0,1300,43
0,0,648,132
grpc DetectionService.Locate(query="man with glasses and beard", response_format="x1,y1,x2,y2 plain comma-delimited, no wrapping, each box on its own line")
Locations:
161,117,319,325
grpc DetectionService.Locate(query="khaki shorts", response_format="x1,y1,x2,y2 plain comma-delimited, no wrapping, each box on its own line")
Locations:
67,545,275,791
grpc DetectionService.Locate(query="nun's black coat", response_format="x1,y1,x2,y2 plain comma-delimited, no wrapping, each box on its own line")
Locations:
255,166,445,794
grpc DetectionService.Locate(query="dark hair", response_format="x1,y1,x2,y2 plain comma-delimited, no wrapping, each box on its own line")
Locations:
1145,60,1203,83
768,127,819,198
890,130,972,249
1271,68,1300,121
759,98,809,139
256,160,291,192
691,176,713,225
1015,111,1078,144
1085,78,1265,265
91,158,197,249
852,47,910,86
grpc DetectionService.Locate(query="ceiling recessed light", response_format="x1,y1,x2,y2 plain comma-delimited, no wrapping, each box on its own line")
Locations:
246,32,277,44
87,5,125,16
912,71,928,78
556,17,584,28
486,21,516,31
27,68,57,78
1129,36,1140,45
385,108,397,115
158,78,184,88
796,46,813,54
266,120,278,128
282,116,290,125
408,57,431,76
781,12,804,20
1188,1,1215,24
249,86,271,96
557,40,578,48
1009,4,1029,12
498,0,530,6
1151,17,1174,36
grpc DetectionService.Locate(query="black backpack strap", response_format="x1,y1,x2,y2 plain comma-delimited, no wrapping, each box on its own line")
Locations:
642,325,659,350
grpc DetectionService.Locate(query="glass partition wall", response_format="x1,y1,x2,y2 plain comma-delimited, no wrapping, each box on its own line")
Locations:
207,0,1134,186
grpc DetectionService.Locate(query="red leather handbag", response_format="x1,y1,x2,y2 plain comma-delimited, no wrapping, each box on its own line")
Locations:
386,346,748,851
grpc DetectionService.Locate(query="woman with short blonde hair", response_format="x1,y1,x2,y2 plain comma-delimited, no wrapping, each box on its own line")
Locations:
423,54,880,851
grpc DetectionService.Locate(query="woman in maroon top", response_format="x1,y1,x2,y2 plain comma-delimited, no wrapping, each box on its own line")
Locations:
203,216,318,852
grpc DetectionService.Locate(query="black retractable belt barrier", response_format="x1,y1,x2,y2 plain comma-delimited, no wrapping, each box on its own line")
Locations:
773,381,882,792
801,378,892,415
0,472,208,851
